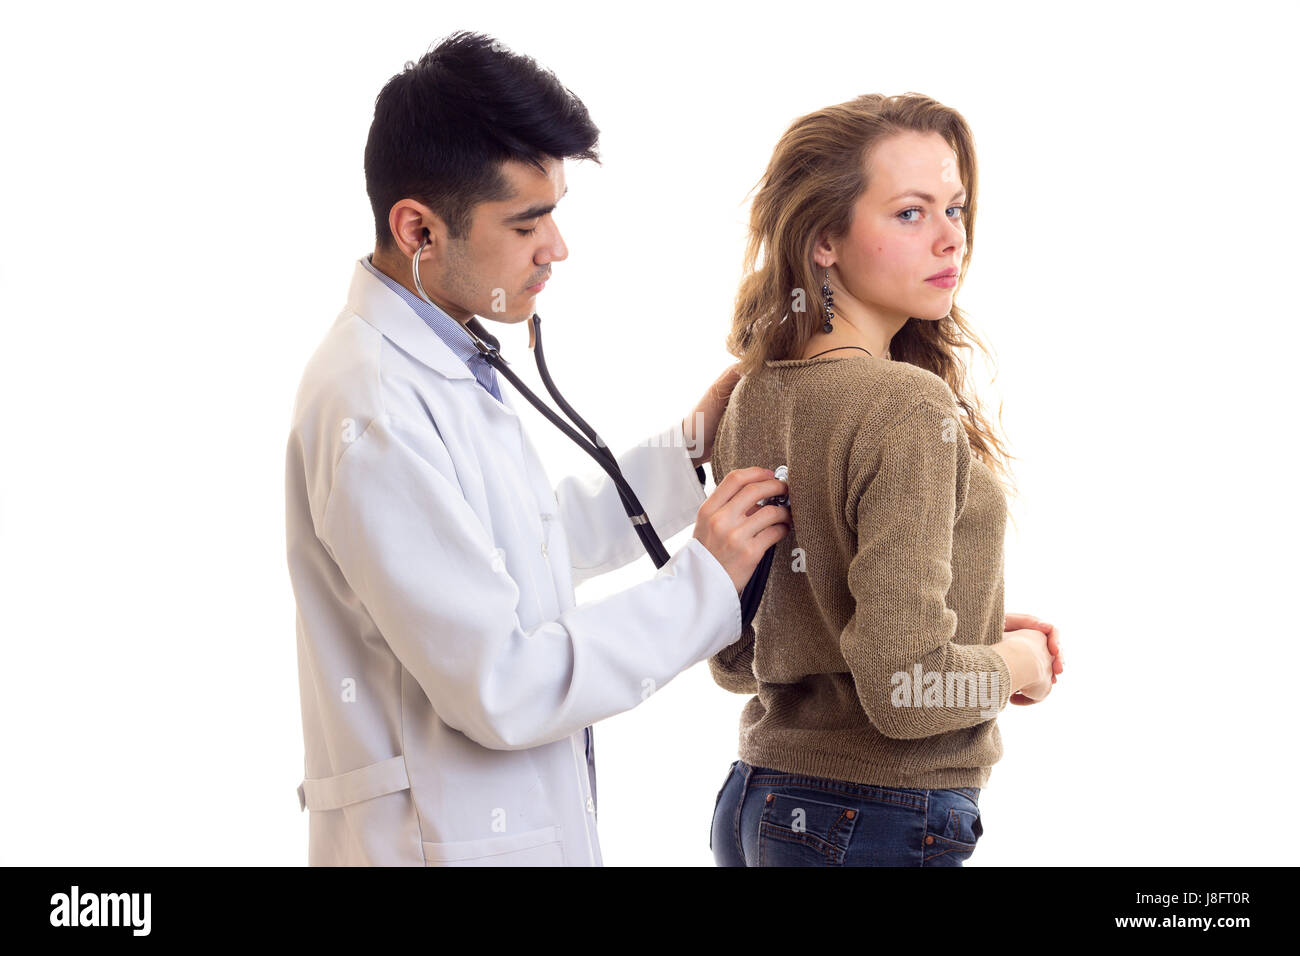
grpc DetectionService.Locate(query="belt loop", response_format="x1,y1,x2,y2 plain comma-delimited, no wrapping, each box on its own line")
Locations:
296,755,411,812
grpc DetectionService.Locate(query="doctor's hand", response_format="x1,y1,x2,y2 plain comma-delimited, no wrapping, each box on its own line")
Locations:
681,364,742,467
693,467,790,594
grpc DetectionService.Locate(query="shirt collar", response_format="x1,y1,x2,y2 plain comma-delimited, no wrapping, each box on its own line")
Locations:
346,257,506,393
360,253,501,364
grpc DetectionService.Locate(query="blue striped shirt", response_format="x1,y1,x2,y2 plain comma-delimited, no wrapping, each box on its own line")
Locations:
360,253,598,814
361,255,503,402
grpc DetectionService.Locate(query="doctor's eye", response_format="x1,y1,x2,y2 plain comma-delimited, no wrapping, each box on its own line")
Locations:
516,227,538,237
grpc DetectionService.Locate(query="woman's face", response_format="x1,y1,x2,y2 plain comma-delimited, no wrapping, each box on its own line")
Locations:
821,131,967,324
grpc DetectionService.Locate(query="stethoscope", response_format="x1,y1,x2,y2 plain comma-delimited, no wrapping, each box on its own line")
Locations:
410,237,781,629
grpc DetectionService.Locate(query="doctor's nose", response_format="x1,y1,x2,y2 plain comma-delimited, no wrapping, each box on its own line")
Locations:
537,222,568,265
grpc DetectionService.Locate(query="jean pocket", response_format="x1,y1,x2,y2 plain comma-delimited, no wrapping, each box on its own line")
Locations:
757,791,859,866
923,800,983,866
709,761,739,852
943,807,983,848
713,761,739,812
915,786,985,866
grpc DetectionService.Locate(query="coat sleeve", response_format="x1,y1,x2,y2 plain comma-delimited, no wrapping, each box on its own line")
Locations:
840,398,1012,739
320,412,741,751
555,420,709,586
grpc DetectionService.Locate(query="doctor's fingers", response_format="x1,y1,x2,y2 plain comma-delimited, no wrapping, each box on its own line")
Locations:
708,497,788,563
736,510,791,560
699,475,787,542
735,478,791,522
699,467,781,517
703,473,788,522
738,502,791,541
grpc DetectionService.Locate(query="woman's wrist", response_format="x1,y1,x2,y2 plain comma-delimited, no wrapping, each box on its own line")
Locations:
991,638,1025,694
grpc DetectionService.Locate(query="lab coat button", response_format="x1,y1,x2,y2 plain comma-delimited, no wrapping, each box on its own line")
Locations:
586,797,595,813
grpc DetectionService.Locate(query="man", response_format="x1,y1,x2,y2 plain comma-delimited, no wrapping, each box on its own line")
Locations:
284,31,789,865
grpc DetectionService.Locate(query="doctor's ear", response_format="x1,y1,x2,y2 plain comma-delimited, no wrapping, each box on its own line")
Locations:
387,202,445,258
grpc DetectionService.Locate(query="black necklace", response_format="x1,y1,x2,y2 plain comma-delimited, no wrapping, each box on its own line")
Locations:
805,345,874,360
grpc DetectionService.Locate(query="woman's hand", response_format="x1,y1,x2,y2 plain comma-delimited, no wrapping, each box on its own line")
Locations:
1004,612,1064,705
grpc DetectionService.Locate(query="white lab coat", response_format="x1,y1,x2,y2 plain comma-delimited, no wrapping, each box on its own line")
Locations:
285,258,743,865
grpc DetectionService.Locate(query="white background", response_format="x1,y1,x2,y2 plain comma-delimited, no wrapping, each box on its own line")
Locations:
2,0,1296,866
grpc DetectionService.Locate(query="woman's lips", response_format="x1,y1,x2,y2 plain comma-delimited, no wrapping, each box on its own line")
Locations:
925,275,957,289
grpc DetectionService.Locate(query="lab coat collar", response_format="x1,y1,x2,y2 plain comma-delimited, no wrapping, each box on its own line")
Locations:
346,256,505,388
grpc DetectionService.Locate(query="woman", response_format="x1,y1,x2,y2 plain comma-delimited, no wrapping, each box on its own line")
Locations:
707,93,1064,867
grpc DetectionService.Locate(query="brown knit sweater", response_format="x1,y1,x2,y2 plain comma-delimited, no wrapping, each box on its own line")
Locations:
708,354,1012,789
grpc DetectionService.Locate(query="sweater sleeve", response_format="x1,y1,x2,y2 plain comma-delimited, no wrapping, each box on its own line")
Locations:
841,398,1012,738
708,621,758,694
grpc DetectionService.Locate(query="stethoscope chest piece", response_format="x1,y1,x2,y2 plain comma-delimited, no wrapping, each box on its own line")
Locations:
756,464,790,508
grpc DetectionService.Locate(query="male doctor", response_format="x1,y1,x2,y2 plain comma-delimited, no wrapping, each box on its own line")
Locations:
284,32,790,866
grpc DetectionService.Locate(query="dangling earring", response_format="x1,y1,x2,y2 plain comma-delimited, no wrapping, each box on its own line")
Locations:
821,270,835,334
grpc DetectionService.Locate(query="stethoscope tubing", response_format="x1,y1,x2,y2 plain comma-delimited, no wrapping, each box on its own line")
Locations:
410,238,768,627
412,237,671,567
487,315,673,568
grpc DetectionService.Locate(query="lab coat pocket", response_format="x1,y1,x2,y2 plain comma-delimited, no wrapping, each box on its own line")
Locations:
422,825,565,867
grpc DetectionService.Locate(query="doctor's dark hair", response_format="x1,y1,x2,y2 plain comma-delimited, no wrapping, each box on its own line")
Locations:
365,31,600,251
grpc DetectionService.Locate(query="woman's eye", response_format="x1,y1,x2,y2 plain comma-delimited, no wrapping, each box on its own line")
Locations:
516,226,538,237
898,205,966,222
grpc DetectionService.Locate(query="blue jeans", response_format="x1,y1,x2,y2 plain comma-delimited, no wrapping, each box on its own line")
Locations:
710,759,983,866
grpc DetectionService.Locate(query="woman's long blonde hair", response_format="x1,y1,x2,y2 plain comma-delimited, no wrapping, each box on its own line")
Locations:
727,92,1016,496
